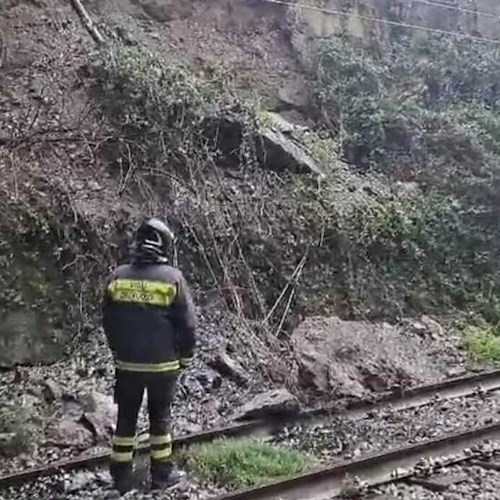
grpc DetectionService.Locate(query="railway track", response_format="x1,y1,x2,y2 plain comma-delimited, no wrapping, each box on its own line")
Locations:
214,422,500,500
2,368,500,498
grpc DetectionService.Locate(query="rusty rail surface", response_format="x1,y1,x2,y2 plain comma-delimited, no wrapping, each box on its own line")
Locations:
2,368,500,489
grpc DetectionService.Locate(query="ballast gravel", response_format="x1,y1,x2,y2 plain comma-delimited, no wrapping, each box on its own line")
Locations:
273,390,500,462
5,391,500,499
368,464,500,500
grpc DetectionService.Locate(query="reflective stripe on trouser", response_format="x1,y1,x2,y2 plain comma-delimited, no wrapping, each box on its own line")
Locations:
116,360,180,373
111,435,136,463
150,433,172,461
180,356,193,368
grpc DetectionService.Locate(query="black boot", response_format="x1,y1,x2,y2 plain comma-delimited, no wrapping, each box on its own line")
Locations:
110,461,135,495
151,461,186,490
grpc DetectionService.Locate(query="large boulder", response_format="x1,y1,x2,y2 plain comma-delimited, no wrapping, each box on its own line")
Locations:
46,420,94,449
277,76,311,111
292,316,442,399
202,112,323,177
208,350,248,386
256,127,324,177
0,310,66,367
233,388,299,421
80,392,117,443
0,254,70,368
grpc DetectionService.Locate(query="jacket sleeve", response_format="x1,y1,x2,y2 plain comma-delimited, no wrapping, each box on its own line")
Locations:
102,274,117,355
172,272,197,368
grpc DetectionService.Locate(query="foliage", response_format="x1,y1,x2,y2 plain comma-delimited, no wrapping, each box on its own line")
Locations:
308,34,500,319
184,438,310,487
92,44,252,173
313,35,500,175
466,324,500,364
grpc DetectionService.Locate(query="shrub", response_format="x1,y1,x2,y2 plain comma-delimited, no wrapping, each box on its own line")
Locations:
309,34,500,319
466,324,500,364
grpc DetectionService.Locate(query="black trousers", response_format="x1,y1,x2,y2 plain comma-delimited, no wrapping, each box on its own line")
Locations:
111,370,177,466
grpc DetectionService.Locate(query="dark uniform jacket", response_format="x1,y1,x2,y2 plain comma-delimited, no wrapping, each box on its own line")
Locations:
102,262,196,373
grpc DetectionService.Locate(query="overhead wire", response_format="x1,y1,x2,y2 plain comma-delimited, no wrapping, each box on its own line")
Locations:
259,0,500,45
398,0,500,21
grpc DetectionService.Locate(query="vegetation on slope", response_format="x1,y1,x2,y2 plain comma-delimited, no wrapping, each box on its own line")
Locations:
311,35,500,322
467,326,500,364
90,36,500,326
4,27,500,366
91,44,424,322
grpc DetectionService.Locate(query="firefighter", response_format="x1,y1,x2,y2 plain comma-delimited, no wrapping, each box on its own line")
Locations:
102,218,196,493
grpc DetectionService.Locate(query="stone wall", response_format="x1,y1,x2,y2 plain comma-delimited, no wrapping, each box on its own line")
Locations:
293,0,500,42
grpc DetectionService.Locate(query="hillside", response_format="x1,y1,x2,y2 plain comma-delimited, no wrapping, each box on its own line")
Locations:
1,0,500,477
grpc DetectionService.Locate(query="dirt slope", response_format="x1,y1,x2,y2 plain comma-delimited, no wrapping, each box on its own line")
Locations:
87,0,302,104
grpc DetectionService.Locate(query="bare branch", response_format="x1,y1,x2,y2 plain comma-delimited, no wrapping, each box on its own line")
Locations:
69,0,104,45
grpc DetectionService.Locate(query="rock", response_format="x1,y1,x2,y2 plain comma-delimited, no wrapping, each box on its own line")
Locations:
179,368,222,397
194,368,222,391
208,351,248,386
292,316,441,398
233,389,299,420
80,392,117,443
115,26,137,46
0,433,16,448
277,76,310,111
42,379,62,402
202,112,323,177
405,315,444,340
262,112,308,134
0,310,67,367
420,315,445,339
140,2,172,22
62,397,85,419
46,420,94,449
446,366,467,378
256,127,324,177
184,423,203,434
202,114,243,167
408,319,427,335
63,471,102,493
136,0,193,22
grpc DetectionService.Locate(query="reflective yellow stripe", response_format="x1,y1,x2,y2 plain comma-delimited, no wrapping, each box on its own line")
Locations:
151,447,172,460
108,279,177,307
150,434,172,445
111,451,134,462
116,360,180,373
112,436,136,447
180,357,192,366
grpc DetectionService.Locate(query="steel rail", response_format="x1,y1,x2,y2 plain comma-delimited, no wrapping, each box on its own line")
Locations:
1,368,500,489
214,422,500,500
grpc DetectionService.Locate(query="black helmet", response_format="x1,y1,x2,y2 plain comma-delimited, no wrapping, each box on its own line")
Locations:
134,218,175,263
